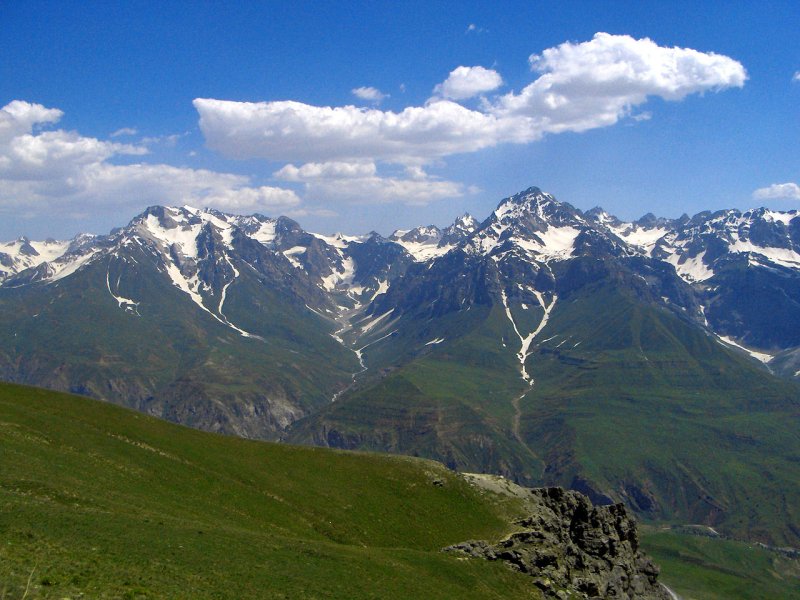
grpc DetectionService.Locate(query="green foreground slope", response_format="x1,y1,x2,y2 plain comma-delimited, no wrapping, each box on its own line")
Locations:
3,382,799,599
0,383,538,599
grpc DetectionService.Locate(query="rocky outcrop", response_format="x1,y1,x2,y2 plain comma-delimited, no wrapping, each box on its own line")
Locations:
444,486,669,599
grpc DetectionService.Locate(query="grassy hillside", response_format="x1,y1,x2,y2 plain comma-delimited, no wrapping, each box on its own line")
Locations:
3,382,798,599
522,280,800,546
0,382,539,599
288,304,543,482
641,529,800,599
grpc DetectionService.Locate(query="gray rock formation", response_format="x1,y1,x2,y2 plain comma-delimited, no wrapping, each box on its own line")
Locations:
444,486,669,599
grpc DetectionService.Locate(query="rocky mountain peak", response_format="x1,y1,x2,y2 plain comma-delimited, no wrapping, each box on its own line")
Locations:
585,206,616,224
491,187,583,231
16,237,38,256
453,213,479,230
508,185,547,203
634,212,669,228
458,187,592,262
395,226,442,244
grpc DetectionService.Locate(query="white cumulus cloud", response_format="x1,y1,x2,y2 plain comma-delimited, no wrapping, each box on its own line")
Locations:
491,32,747,133
433,66,503,100
0,100,300,218
352,86,389,104
194,97,521,165
275,160,377,181
0,129,146,180
793,71,800,83
195,33,746,174
0,100,63,143
753,182,800,201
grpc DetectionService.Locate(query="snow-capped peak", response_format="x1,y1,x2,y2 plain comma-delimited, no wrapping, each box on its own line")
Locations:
0,236,75,282
389,226,441,244
462,187,594,259
441,213,479,241
390,225,447,261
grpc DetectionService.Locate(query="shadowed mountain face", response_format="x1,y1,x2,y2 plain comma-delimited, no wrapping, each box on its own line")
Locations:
2,186,800,545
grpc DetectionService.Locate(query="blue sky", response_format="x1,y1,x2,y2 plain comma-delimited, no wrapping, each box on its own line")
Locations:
1,0,798,240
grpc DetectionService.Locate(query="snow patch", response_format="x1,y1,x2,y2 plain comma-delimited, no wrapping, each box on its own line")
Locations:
515,226,580,260
312,232,363,249
396,240,453,262
717,335,773,364
144,214,201,259
608,224,668,254
370,279,389,301
665,250,715,282
163,259,256,339
320,256,357,291
250,221,278,246
360,310,393,334
48,251,100,282
728,240,800,269
282,246,306,269
501,289,557,383
764,210,798,226
216,258,258,338
0,238,71,273
106,270,139,314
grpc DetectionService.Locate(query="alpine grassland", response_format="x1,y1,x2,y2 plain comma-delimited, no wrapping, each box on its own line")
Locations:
2,382,799,598
0,382,539,599
642,528,800,599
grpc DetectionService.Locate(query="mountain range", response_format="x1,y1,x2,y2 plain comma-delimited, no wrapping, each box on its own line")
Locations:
2,186,799,547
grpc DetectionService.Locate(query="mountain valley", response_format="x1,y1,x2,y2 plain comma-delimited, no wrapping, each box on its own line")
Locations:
2,186,800,552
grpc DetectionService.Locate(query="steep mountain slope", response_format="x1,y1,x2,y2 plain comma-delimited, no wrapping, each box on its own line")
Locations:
588,203,800,368
288,189,800,546
519,259,800,544
0,206,369,437
3,186,800,550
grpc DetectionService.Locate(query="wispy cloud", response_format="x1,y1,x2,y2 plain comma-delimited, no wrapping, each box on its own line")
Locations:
141,131,189,147
352,86,389,105
465,23,485,34
793,71,800,83
110,127,138,138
